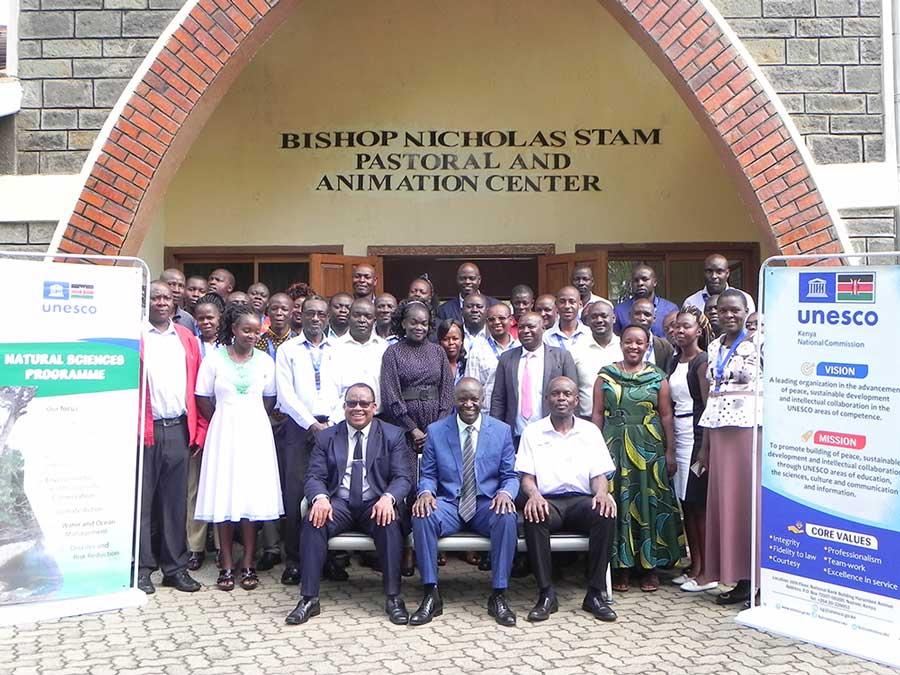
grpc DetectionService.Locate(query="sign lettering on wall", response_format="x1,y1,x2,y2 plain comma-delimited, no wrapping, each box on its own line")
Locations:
279,128,662,193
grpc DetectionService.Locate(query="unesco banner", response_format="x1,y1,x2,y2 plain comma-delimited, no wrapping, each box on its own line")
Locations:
738,259,900,668
0,255,147,625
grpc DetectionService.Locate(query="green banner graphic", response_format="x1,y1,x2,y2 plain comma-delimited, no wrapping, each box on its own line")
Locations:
0,342,139,397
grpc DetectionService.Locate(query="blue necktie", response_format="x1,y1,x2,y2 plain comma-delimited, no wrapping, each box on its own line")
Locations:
459,426,476,522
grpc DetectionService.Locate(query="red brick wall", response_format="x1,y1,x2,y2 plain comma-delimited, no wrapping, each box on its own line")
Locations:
55,0,843,258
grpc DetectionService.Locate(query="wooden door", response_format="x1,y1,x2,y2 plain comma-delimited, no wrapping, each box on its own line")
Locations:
308,254,384,298
537,252,608,298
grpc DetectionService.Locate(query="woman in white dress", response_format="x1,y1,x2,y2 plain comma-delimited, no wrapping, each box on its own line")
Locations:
195,304,284,591
666,306,715,592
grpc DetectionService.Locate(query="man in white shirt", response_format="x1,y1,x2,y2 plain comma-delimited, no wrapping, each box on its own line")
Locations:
517,376,617,623
571,264,610,312
461,293,488,353
138,281,204,595
275,296,341,584
326,292,354,343
465,303,519,413
543,286,592,351
570,300,622,418
329,298,388,420
683,254,755,314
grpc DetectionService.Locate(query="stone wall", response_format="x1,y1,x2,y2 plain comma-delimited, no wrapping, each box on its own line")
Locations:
711,0,885,164
841,207,898,259
0,221,56,251
14,0,186,175
7,0,892,172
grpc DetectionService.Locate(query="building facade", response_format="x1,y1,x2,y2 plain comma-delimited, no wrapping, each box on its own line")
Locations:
0,0,897,299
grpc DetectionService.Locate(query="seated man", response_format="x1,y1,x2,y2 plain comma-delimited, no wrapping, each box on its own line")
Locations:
517,376,617,623
410,378,519,627
286,383,412,626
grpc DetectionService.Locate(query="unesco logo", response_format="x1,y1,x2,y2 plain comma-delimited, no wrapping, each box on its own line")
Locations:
42,280,97,315
798,272,878,327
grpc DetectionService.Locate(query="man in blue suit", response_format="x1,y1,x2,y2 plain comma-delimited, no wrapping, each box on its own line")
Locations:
410,378,519,627
285,383,412,626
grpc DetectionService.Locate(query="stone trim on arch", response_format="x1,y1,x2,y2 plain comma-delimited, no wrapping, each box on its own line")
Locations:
52,0,846,259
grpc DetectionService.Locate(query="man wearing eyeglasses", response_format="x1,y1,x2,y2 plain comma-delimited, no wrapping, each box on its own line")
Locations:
286,383,413,626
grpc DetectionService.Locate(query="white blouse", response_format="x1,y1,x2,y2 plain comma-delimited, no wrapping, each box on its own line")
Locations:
699,335,761,429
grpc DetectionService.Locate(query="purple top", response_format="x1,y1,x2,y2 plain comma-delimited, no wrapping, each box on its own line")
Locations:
380,339,453,432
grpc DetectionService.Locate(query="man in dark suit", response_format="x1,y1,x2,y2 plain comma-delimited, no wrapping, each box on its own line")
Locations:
436,262,498,322
490,311,577,444
409,378,519,627
285,383,412,626
630,298,674,368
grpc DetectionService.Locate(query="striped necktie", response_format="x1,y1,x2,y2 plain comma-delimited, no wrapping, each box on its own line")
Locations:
459,425,477,522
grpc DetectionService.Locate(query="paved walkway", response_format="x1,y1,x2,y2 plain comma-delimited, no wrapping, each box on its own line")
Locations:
0,559,895,675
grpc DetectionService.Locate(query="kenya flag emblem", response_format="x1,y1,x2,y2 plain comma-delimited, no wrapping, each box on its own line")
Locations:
836,273,875,303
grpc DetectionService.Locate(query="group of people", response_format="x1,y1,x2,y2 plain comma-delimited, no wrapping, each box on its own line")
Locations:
138,254,762,628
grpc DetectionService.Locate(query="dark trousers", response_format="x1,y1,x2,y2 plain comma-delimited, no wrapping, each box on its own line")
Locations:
522,493,613,592
139,420,190,577
281,418,312,568
260,418,291,554
300,496,403,598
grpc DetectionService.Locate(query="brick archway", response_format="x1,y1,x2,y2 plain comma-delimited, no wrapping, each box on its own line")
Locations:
53,0,846,258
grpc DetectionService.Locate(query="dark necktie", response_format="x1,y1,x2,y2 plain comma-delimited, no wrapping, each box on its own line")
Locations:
459,426,476,522
349,430,363,509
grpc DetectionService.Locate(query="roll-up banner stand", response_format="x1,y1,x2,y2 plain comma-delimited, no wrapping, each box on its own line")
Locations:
737,251,900,669
0,252,149,625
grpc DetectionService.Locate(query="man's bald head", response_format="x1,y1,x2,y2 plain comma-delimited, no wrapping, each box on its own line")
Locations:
456,262,482,298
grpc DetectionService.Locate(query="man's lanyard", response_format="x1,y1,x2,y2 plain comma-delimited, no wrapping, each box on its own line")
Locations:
488,335,513,358
554,329,581,350
303,340,327,391
714,330,747,392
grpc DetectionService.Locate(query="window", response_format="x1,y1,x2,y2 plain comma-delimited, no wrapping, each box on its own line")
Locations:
576,243,760,306
0,0,16,76
164,247,339,294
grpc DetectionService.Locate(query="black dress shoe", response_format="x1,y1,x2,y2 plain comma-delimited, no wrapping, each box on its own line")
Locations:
409,588,443,626
527,592,558,622
257,551,282,571
281,566,301,585
161,570,201,593
137,572,155,595
582,592,617,622
187,552,205,571
385,595,409,625
323,556,349,582
487,592,516,627
715,580,751,606
285,596,320,625
478,553,492,572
